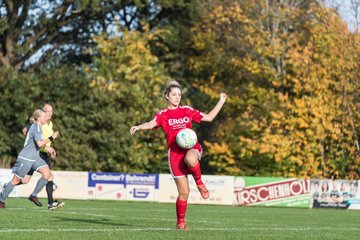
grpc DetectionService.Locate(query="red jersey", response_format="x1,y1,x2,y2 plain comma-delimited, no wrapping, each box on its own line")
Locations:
154,105,205,148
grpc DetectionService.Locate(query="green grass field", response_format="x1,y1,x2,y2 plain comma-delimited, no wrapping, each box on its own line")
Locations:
0,198,359,240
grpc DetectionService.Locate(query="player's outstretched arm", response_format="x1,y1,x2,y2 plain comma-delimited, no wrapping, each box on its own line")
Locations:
130,118,157,135
44,146,57,159
201,93,227,122
36,131,60,148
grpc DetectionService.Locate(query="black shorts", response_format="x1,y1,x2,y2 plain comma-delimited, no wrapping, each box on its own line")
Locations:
27,152,52,176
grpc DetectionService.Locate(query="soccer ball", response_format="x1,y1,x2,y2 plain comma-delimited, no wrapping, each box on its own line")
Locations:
176,128,197,149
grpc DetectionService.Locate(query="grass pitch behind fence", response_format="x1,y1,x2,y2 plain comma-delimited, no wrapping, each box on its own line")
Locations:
0,198,359,240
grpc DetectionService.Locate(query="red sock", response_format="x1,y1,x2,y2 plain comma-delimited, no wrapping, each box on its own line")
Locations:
188,162,203,186
176,198,188,224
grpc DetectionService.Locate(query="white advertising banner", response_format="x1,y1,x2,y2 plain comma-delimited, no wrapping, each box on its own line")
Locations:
51,171,89,199
158,174,234,205
0,169,43,198
310,179,360,210
124,173,159,202
0,169,88,199
2,167,359,210
0,169,18,198
87,172,126,200
86,172,160,201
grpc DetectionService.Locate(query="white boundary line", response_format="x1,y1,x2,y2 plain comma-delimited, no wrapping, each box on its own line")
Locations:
0,227,360,233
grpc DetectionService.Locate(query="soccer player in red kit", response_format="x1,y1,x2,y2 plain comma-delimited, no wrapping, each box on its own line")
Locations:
130,80,227,230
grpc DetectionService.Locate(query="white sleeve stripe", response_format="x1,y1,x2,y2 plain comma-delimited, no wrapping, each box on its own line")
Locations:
181,105,205,115
157,109,168,115
181,106,194,111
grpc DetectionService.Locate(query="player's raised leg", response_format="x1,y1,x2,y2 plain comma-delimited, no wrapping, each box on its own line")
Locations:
185,149,209,199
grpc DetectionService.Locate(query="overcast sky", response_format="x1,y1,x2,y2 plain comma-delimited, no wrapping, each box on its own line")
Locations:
325,0,360,31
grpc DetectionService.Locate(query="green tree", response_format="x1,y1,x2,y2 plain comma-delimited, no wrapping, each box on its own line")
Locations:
0,0,200,70
189,0,360,178
88,26,174,173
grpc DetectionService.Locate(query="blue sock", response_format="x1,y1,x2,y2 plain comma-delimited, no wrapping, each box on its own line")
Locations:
31,177,48,196
0,182,15,202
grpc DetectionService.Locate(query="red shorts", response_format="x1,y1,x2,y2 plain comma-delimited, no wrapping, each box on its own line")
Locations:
168,143,202,178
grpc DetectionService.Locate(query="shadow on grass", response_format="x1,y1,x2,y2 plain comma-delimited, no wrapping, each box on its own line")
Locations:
53,217,132,227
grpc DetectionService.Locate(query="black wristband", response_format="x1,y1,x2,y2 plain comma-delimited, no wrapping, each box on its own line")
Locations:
49,136,54,141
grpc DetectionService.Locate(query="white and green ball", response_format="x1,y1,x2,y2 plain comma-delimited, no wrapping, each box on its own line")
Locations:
176,128,197,149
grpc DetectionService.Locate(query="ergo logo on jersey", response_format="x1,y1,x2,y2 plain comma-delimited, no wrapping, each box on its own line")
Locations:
168,117,190,126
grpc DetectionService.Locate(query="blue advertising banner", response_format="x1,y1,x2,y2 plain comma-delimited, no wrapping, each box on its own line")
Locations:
125,173,159,189
87,172,159,201
125,173,159,201
88,172,126,187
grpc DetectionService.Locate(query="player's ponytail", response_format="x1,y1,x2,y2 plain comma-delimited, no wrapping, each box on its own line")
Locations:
32,109,45,122
164,80,181,100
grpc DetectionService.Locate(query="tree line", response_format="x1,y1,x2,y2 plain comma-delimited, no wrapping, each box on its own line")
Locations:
1,0,360,179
